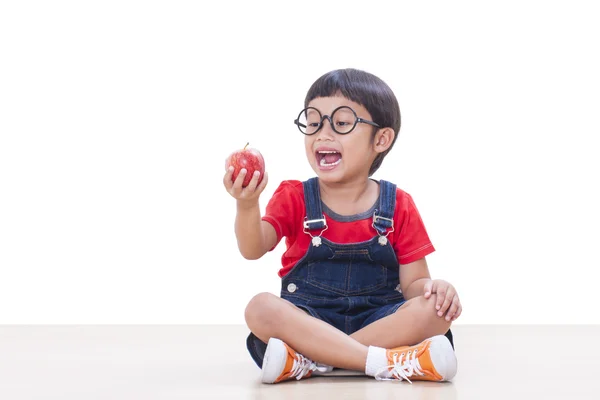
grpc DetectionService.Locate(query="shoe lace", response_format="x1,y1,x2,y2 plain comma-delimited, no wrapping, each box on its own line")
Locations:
374,350,426,383
290,354,329,380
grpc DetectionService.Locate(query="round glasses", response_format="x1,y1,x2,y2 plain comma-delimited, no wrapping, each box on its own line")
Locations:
294,106,380,135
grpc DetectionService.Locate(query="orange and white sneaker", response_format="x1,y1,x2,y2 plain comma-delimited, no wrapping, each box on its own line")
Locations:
375,335,457,383
261,338,332,384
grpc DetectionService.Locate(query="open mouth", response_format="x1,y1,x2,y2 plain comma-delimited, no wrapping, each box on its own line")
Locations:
316,150,342,168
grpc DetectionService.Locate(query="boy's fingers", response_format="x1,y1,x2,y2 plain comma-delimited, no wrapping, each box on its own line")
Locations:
253,172,268,195
223,167,234,189
437,293,452,316
452,305,462,321
232,168,247,191
446,296,460,321
423,280,432,298
258,171,268,191
245,171,261,192
435,288,445,310
453,305,462,320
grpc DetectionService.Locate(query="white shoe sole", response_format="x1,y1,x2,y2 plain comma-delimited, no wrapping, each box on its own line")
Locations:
428,335,458,381
261,338,288,384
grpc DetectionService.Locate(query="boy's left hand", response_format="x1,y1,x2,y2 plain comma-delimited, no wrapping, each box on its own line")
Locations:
423,279,462,321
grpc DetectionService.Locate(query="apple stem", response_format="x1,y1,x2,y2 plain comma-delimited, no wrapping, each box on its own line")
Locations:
244,142,249,150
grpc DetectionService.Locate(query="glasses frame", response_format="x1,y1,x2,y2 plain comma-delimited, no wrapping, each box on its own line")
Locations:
294,106,381,135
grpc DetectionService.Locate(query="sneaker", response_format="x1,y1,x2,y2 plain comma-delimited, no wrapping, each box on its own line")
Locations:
261,338,331,383
375,335,457,383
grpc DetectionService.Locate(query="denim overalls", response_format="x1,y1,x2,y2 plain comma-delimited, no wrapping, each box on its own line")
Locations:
246,178,453,367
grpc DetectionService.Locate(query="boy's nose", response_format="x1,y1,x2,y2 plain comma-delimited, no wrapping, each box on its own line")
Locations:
316,118,336,140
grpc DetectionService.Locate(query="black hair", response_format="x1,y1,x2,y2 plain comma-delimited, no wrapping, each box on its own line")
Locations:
304,68,401,176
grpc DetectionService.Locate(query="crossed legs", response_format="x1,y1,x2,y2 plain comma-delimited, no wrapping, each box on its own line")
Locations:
245,292,452,371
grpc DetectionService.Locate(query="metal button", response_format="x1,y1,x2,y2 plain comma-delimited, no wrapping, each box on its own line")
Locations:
287,283,297,293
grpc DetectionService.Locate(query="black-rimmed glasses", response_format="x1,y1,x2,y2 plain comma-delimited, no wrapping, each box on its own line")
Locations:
294,106,380,135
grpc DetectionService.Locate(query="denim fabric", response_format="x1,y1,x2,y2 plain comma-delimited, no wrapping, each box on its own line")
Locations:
246,178,453,368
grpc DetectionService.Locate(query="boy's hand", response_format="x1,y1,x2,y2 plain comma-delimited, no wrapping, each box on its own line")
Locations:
423,279,462,322
223,167,268,206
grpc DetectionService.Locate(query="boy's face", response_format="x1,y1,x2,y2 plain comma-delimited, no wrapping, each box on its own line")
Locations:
304,95,378,184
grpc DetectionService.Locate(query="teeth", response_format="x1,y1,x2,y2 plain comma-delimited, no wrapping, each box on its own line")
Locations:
320,158,342,167
317,150,340,154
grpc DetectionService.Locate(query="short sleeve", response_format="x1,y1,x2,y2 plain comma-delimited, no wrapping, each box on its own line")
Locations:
393,191,435,264
261,180,303,249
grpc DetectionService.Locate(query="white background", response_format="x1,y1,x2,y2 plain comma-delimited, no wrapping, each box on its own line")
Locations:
1,0,598,324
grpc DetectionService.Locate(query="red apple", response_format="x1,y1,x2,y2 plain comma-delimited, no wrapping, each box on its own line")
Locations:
225,143,265,187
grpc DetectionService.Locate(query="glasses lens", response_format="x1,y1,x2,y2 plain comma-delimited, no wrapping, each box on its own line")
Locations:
297,108,321,134
332,107,358,134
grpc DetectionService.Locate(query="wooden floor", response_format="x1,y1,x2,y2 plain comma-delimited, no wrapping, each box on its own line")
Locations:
1,325,598,399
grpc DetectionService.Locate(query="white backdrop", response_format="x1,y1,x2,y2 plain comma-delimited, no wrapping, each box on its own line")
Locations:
1,0,598,324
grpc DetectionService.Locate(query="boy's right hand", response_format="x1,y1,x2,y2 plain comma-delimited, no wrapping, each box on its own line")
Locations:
223,167,268,206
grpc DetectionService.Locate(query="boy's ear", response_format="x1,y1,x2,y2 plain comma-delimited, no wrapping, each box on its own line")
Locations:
374,128,395,153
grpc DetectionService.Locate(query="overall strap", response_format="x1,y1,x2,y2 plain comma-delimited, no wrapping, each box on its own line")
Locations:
302,177,326,230
373,180,397,235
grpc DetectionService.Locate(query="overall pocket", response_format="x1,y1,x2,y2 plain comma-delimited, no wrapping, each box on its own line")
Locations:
306,249,387,296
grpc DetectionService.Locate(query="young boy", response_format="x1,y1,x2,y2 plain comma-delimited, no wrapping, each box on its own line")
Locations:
223,68,461,383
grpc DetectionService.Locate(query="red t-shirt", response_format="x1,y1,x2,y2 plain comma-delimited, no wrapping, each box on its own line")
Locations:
262,180,435,278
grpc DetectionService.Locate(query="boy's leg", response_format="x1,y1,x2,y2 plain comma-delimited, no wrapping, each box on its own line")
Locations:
246,292,457,383
350,294,452,348
245,292,368,371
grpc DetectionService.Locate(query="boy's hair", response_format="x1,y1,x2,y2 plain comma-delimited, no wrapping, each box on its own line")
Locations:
304,68,401,176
